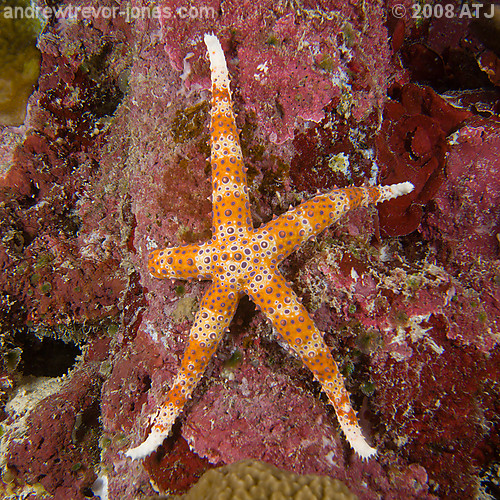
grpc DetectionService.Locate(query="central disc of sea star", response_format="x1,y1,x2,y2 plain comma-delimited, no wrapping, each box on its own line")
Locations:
125,34,413,461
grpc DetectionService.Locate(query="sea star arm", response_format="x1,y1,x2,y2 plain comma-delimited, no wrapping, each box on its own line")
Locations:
125,278,240,460
148,245,210,279
148,242,216,280
255,183,414,262
245,270,377,459
205,34,253,238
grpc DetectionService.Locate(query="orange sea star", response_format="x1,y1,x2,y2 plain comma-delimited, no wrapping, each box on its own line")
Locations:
126,34,413,460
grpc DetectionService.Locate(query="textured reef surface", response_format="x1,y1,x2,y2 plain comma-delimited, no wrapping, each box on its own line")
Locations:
0,1,498,499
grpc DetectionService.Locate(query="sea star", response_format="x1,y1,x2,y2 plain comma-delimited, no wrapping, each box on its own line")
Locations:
126,34,413,460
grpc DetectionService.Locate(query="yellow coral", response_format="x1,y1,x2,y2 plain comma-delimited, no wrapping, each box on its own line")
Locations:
165,460,357,500
0,1,42,126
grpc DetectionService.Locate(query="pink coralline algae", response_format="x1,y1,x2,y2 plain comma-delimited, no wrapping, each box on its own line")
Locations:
159,0,394,143
422,117,500,263
372,317,500,499
232,13,340,144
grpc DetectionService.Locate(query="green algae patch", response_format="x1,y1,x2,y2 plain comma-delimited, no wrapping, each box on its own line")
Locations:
171,101,209,143
171,295,197,322
0,1,43,126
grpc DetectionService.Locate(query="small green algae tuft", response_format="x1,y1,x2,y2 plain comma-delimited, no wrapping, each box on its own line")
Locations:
224,349,243,369
39,281,52,295
171,101,209,143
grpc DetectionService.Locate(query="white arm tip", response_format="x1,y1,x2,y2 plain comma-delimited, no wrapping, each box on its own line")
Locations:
124,431,167,461
389,181,414,197
378,181,414,202
204,33,226,72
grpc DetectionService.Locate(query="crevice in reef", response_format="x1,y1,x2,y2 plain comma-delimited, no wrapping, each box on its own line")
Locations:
13,329,82,377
